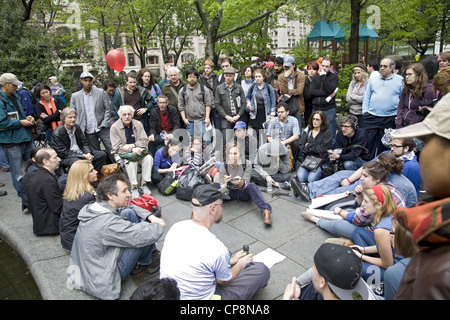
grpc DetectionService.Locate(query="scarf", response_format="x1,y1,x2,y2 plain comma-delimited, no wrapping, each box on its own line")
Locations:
394,197,450,250
41,98,60,130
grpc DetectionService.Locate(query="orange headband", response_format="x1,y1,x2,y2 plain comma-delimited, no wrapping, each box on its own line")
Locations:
372,185,384,204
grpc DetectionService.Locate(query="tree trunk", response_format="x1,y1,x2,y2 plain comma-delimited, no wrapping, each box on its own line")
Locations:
349,0,361,64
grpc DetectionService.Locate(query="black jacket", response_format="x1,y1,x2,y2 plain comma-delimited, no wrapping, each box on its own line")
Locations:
148,105,181,137
51,124,92,160
335,127,371,162
34,97,66,132
309,72,339,110
27,167,63,235
299,128,333,161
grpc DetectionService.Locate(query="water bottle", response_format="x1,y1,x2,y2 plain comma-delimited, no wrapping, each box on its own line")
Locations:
164,179,179,195
267,181,273,193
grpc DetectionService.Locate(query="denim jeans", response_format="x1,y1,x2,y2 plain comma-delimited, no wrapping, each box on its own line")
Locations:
317,219,358,239
342,157,366,171
297,166,323,183
2,141,34,196
186,120,211,144
0,146,10,168
117,208,157,281
228,182,272,213
308,169,358,199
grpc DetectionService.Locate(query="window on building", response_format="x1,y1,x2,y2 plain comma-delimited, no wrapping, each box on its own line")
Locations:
128,53,135,66
147,55,159,65
181,53,194,63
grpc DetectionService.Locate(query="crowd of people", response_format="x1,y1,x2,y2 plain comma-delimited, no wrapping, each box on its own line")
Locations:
0,50,449,300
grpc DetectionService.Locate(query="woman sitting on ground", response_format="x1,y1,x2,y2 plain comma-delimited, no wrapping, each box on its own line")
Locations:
152,140,181,184
59,160,97,252
183,136,213,169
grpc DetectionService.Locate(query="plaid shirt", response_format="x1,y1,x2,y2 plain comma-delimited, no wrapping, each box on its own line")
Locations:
348,182,406,231
267,116,300,141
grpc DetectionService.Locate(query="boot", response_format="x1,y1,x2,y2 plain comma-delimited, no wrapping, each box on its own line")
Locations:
262,209,272,226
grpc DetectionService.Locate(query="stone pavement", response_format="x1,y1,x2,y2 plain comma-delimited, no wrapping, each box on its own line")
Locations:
0,169,332,300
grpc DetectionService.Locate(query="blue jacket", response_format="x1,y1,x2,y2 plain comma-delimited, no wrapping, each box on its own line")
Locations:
362,73,403,117
245,82,276,116
0,90,32,145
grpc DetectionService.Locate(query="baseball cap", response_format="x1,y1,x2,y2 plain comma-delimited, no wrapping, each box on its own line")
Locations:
80,71,94,79
49,76,57,81
314,243,376,300
191,184,230,207
390,93,450,141
283,55,295,67
0,73,22,86
234,121,247,130
223,66,236,74
265,61,274,68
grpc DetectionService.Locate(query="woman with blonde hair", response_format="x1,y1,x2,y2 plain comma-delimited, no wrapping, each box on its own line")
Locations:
350,185,404,283
346,63,368,127
59,160,97,252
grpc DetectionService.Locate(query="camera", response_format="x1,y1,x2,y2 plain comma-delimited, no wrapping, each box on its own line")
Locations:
417,99,438,116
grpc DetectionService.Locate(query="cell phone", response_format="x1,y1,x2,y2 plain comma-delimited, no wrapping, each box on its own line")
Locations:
233,176,241,181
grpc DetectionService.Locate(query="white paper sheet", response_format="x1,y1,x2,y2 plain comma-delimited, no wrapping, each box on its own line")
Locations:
253,248,286,269
309,191,351,209
306,208,343,220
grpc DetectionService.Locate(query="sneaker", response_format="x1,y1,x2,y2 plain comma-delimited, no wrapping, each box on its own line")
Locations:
279,181,291,190
291,177,301,198
140,185,152,195
145,249,161,274
301,211,318,224
297,182,311,202
325,237,351,246
131,188,140,199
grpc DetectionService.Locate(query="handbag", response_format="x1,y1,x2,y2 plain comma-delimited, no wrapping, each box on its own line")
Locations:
119,149,149,162
129,194,162,218
301,155,322,172
176,167,206,201
157,171,177,196
280,93,299,114
99,163,122,181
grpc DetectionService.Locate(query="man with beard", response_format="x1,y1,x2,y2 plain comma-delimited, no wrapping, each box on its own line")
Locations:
159,184,270,300
268,56,284,100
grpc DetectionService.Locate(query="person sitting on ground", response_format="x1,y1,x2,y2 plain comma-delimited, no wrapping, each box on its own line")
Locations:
160,184,270,300
226,121,258,164
152,140,181,184
251,140,292,190
389,93,450,299
266,102,300,163
183,136,213,168
26,147,63,236
59,160,97,252
20,147,41,211
130,278,180,300
52,107,107,173
148,94,181,156
283,243,378,300
110,105,154,199
215,142,273,225
67,174,166,300
328,114,371,171
350,185,403,285
301,161,406,242
294,110,332,184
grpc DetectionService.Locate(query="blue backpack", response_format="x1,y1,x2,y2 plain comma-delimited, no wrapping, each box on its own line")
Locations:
19,88,34,117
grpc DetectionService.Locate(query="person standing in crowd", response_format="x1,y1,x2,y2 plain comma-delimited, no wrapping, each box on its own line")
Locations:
267,56,284,101
112,72,155,135
396,63,436,129
68,174,165,300
137,68,161,108
59,159,97,252
103,79,117,105
309,57,339,146
433,66,450,99
278,55,305,132
303,61,320,127
34,83,65,146
346,63,368,128
158,63,172,89
160,184,270,300
48,76,66,104
27,148,63,236
246,68,276,143
367,60,380,80
71,72,114,162
161,66,186,112
362,56,403,159
199,59,217,93
390,93,450,299
0,73,34,196
178,68,213,143
214,66,246,144
437,51,450,71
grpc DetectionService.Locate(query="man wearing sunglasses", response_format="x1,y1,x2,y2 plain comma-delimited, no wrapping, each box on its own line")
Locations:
362,57,403,159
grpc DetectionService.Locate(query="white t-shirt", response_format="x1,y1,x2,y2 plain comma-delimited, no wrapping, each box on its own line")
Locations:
160,220,232,300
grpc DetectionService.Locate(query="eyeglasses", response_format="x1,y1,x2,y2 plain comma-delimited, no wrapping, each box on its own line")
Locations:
380,65,390,69
391,144,404,149
341,125,352,128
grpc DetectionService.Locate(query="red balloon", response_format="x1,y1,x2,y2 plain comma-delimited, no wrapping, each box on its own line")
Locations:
106,49,126,72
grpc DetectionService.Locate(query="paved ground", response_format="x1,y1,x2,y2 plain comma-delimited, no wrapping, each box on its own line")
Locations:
0,168,331,300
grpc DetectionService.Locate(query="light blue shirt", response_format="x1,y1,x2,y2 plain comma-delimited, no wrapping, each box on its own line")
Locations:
83,90,98,134
362,73,403,117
